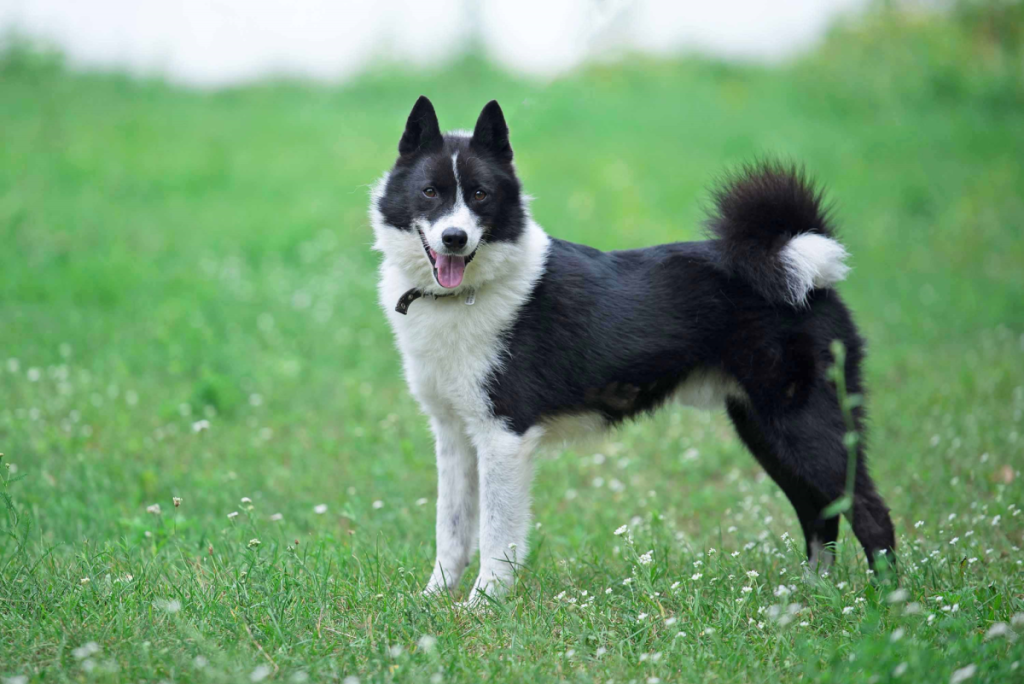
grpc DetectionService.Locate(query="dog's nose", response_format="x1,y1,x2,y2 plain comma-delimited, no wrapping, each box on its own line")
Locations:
442,228,468,251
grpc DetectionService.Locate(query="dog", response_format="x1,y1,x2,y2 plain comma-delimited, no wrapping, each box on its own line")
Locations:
370,96,895,602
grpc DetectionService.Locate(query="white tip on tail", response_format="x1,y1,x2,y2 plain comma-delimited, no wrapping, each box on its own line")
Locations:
779,233,850,305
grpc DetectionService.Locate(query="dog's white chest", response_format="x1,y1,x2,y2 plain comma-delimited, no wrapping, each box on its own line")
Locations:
380,271,513,416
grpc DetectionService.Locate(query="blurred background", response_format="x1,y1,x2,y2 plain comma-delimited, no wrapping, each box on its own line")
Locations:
1,0,1022,540
2,0,867,86
1,0,1023,680
1,0,1022,548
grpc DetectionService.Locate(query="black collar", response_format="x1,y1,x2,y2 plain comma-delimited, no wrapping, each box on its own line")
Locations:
395,288,451,315
395,287,476,315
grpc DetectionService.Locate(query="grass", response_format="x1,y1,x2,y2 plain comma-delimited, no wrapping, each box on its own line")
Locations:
2,8,1024,683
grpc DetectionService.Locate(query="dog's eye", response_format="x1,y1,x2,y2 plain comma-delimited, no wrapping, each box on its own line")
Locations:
473,189,487,201
422,187,437,198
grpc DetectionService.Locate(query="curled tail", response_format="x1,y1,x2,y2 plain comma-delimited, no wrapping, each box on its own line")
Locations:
706,161,849,306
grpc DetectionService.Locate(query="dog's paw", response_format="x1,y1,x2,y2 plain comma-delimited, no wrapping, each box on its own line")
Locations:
422,576,454,598
466,574,509,606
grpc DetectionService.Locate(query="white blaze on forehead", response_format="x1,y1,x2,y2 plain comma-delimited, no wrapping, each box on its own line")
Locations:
419,150,484,253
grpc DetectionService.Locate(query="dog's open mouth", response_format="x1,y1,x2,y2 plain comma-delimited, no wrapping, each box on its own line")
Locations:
418,230,476,289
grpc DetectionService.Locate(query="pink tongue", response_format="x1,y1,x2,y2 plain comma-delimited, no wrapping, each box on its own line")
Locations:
434,252,466,288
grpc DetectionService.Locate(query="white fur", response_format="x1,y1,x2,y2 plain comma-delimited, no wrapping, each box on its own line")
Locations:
673,368,743,410
372,174,551,600
779,233,850,305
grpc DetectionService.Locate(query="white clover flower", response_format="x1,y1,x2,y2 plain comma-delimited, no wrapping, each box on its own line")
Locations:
373,500,384,509
605,587,613,594
664,617,677,626
746,570,759,579
154,598,181,613
842,606,854,615
80,577,90,585
614,525,628,536
622,578,633,586
950,664,976,684
146,504,162,515
638,550,653,566
741,586,753,594
192,420,210,433
914,520,924,528
991,515,1001,526
241,497,252,505
949,537,959,545
227,511,239,520
984,622,1012,641
691,573,703,581
670,581,680,590
837,581,847,589
314,504,328,514
637,613,648,621
248,538,261,548
731,551,740,558
72,642,101,660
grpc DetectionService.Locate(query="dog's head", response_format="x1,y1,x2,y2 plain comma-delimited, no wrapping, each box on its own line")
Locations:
371,97,527,292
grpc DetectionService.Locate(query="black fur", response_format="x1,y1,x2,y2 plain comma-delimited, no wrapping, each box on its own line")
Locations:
378,98,526,244
707,162,836,304
483,172,894,567
484,236,895,566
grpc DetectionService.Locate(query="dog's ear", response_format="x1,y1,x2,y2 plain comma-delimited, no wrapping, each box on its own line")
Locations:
399,96,442,157
470,100,512,164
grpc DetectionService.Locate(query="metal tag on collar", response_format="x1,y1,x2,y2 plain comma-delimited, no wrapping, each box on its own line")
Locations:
464,288,476,306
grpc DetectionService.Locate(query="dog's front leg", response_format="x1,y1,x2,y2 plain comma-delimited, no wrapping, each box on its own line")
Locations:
467,426,541,604
423,416,479,595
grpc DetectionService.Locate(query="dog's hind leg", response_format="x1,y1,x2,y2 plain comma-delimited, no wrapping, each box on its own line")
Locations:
729,384,896,571
727,399,839,571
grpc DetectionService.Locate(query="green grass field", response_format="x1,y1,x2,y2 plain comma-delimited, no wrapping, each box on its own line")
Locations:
2,8,1024,683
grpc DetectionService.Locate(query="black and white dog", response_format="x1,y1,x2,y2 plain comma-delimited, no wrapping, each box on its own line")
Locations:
371,96,895,602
